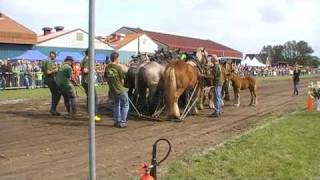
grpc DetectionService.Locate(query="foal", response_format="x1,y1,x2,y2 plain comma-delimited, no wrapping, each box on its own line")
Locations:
226,71,257,106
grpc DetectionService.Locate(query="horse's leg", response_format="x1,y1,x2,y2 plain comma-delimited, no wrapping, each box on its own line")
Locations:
233,89,237,106
148,85,158,114
208,87,214,109
249,90,254,106
197,88,205,110
237,90,241,106
173,88,185,118
223,80,230,101
253,88,258,105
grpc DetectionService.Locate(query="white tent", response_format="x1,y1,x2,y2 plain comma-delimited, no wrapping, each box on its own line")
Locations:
241,56,251,66
251,57,266,67
241,56,266,67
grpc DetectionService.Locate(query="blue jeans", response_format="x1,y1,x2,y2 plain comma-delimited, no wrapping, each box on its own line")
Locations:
213,85,222,114
113,92,129,124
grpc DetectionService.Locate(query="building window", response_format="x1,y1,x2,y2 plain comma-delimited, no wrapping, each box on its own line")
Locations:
142,38,147,45
76,32,83,41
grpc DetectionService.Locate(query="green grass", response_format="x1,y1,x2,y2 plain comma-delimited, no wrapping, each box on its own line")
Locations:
164,111,320,180
256,74,319,82
0,85,109,101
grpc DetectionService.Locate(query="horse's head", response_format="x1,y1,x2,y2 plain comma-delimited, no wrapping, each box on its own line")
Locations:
225,69,236,81
196,47,209,65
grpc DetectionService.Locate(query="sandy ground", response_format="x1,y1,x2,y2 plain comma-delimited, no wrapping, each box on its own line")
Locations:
0,77,318,180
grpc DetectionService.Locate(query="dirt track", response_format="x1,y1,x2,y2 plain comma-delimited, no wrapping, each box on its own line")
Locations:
0,77,318,180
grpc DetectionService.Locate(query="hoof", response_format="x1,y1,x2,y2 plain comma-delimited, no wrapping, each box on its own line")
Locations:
234,104,240,107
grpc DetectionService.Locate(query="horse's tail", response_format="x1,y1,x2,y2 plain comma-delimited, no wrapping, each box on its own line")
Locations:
164,66,177,116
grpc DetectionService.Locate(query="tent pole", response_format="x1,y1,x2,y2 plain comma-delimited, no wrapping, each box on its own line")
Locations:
88,0,96,180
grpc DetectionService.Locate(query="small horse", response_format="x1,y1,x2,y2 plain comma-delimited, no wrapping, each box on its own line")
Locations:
164,47,208,119
226,71,257,106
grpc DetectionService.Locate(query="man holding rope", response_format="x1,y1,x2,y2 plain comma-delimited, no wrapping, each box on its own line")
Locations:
56,56,77,118
104,51,129,128
43,51,61,116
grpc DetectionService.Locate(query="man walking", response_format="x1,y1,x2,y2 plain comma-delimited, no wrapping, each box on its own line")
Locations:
81,49,101,121
56,56,77,118
104,51,129,128
43,51,61,115
211,55,223,118
293,66,300,96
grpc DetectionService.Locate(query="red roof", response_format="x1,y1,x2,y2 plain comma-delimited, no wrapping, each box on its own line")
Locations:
0,13,37,44
124,27,242,58
37,28,81,43
109,33,143,49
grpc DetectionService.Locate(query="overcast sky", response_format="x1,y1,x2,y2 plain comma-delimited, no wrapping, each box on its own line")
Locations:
1,0,319,56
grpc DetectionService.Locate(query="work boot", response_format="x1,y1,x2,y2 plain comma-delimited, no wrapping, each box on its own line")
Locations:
50,110,61,116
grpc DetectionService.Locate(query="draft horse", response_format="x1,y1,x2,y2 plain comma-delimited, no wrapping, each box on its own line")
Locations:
226,70,257,107
164,48,208,119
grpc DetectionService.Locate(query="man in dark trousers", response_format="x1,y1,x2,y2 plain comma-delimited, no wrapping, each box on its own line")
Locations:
104,51,129,128
211,55,223,118
293,66,301,96
56,56,77,118
81,49,101,121
43,51,61,115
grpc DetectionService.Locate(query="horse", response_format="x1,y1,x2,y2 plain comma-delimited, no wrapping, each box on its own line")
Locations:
225,70,257,106
135,50,178,114
125,54,150,104
164,47,209,119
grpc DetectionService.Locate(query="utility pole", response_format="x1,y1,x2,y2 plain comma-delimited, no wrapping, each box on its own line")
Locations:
88,0,96,179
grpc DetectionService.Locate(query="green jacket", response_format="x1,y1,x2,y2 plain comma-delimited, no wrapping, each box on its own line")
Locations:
43,59,58,78
104,64,128,95
56,63,72,92
212,64,223,86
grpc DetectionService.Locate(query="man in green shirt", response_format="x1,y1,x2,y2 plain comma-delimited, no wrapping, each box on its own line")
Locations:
211,55,223,118
43,51,61,116
104,51,129,128
81,49,101,121
56,56,77,118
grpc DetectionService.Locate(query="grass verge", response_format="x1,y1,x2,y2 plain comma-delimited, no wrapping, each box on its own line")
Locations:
163,110,320,180
0,85,109,101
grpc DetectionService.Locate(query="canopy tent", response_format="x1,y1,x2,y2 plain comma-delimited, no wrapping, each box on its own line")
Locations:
12,50,47,61
95,53,109,63
56,52,84,63
241,56,266,67
251,57,266,67
241,56,251,66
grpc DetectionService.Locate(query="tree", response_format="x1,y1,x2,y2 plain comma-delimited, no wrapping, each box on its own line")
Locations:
260,40,315,66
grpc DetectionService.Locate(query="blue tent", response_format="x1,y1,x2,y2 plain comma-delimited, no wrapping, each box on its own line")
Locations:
12,50,47,61
95,53,109,63
56,52,84,63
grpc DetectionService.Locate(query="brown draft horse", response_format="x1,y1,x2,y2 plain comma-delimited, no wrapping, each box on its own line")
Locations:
226,70,257,106
164,48,208,119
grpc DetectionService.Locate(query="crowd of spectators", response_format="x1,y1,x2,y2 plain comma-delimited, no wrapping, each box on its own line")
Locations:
0,59,108,89
236,65,320,77
1,59,319,90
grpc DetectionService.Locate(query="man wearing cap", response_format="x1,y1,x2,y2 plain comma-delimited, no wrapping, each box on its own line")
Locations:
104,51,129,128
43,51,61,115
56,56,77,118
81,49,101,121
211,55,223,118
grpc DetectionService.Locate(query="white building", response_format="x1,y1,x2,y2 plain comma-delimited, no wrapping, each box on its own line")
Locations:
35,27,113,57
108,32,158,54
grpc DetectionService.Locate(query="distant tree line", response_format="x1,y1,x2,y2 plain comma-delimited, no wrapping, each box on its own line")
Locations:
260,40,320,67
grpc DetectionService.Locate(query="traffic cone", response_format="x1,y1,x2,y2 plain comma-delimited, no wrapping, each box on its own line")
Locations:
307,96,313,111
